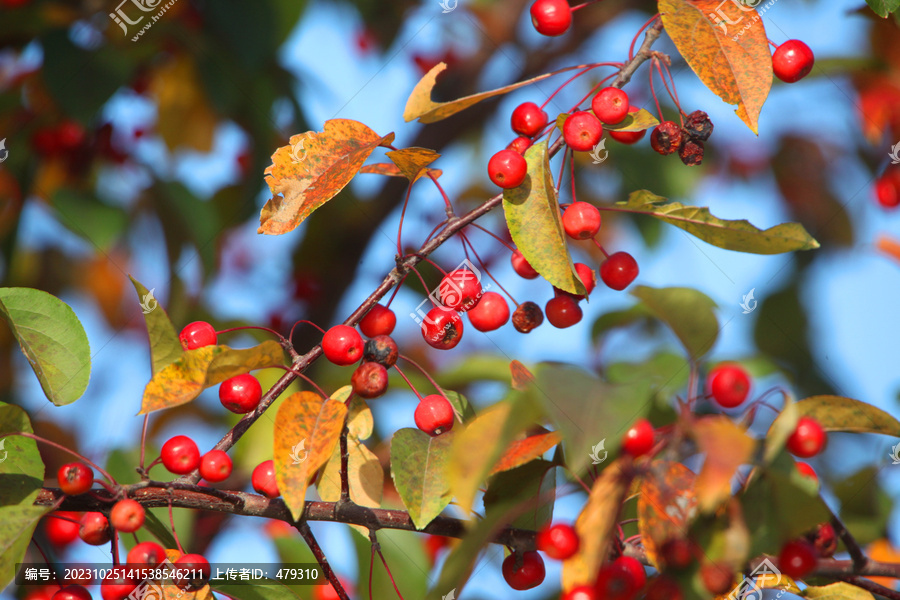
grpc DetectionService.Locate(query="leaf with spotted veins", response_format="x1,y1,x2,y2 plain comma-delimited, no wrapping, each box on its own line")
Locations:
386,147,441,182
259,119,394,235
659,0,772,133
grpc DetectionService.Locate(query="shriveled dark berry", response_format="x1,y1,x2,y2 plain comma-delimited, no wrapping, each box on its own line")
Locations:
678,139,704,166
363,335,399,367
512,301,544,333
650,121,682,155
683,110,713,141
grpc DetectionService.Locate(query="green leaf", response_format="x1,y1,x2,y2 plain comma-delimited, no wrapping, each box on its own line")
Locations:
630,286,719,361
616,190,820,254
483,460,555,531
604,109,660,132
0,401,50,589
769,395,900,437
503,141,585,296
742,451,830,558
130,276,183,375
865,0,900,17
0,288,91,406
525,364,653,474
833,467,891,545
438,355,514,387
803,582,877,600
444,390,476,423
390,428,454,529
139,341,286,414
763,393,798,464
50,190,128,251
353,528,428,600
591,304,655,342
606,352,690,396
211,581,302,600
142,509,179,550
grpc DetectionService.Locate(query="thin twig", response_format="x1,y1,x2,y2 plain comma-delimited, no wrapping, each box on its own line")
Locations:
297,521,350,600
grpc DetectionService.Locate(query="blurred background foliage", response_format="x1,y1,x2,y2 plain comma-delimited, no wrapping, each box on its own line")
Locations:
1,0,900,598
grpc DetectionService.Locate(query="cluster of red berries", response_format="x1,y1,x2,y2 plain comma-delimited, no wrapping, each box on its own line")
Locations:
30,120,130,166
158,433,234,482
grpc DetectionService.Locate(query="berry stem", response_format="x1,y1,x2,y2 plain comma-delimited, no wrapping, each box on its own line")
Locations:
0,432,118,485
396,183,415,256
297,521,352,600
647,61,664,122
591,238,610,258
288,320,326,344
111,530,121,566
272,365,329,399
376,542,406,600
459,232,519,305
398,354,450,404
168,499,185,554
215,325,286,343
426,171,455,217
654,58,683,124
392,364,424,400
468,223,516,253
628,14,661,62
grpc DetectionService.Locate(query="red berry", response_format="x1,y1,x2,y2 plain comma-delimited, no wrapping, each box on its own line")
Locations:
795,461,818,485
502,551,546,590
439,268,483,312
359,304,396,337
219,373,263,414
32,127,61,156
57,462,93,495
622,418,654,458
511,102,549,137
536,523,580,560
421,307,464,350
109,499,144,533
507,136,532,154
546,296,583,328
425,535,450,564
100,568,136,600
778,539,817,578
574,263,596,296
126,541,166,566
786,416,826,458
511,249,539,279
467,291,510,332
161,435,201,474
173,554,210,591
609,106,646,145
683,110,713,142
591,87,630,125
414,394,455,436
678,139,704,166
563,586,597,600
179,321,217,350
645,577,682,600
488,149,528,189
530,0,572,36
599,252,639,290
57,120,85,151
79,512,111,546
614,556,647,590
563,202,602,240
700,562,733,595
563,111,603,152
52,586,92,600
875,170,900,208
708,363,751,408
512,301,544,333
313,577,353,600
252,459,280,498
44,512,80,546
773,40,814,83
809,522,837,558
322,325,364,366
650,121,682,155
199,449,233,482
351,361,389,398
659,538,694,570
594,562,638,600
24,586,56,600
363,335,399,367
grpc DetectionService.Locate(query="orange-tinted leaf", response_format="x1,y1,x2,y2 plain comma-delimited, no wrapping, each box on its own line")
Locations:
489,432,561,476
161,549,213,600
318,431,383,509
359,162,442,179
637,461,698,566
129,276,182,375
404,62,557,124
561,459,631,591
877,234,900,266
139,341,286,415
693,416,756,512
274,391,347,520
866,539,900,588
659,0,771,133
503,141,585,295
260,120,395,235
386,147,441,182
510,360,535,391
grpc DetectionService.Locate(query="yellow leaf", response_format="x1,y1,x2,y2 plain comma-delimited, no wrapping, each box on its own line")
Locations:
318,433,383,509
693,416,756,512
561,460,631,591
386,147,441,182
150,56,217,152
637,461,698,566
274,391,347,520
449,403,514,513
259,120,395,235
359,163,442,179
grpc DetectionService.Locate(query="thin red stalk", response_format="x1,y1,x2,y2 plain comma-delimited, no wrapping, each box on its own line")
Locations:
0,432,117,485
288,319,326,344
215,325,285,342
556,146,569,191
426,172,454,215
572,72,619,111
396,183,415,256
273,365,329,398
168,500,184,554
648,59,663,121
569,147,577,201
398,354,449,403
469,223,516,253
422,219,450,245
421,257,448,277
591,238,611,258
383,277,405,309
393,364,424,400
377,547,406,600
539,63,607,112
629,14,660,61
408,266,437,309
458,233,518,305
659,59,683,119
368,544,376,600
112,530,121,566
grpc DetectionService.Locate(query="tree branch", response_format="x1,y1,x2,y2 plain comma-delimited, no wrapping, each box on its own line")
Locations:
296,521,349,600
